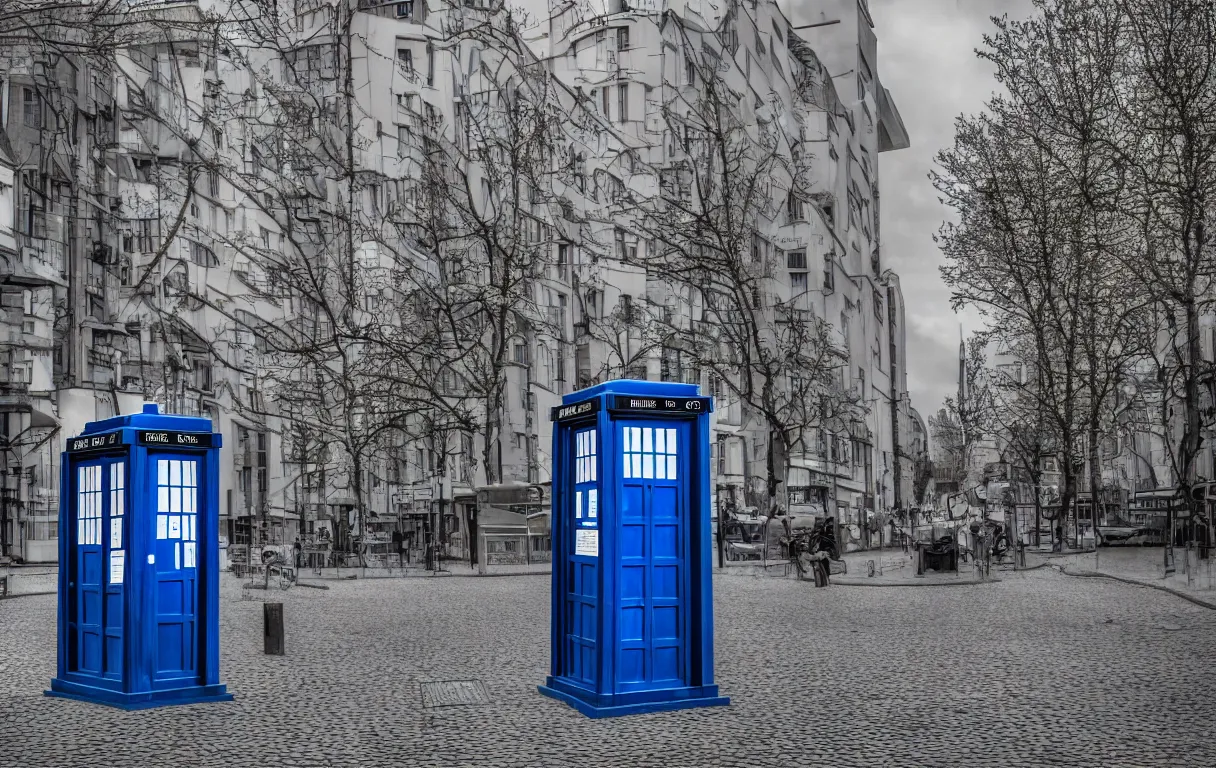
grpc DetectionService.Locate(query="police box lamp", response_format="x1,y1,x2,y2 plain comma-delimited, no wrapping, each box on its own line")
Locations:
47,403,232,710
539,380,729,718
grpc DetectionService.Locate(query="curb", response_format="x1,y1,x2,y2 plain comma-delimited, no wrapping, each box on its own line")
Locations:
832,578,999,587
1057,566,1216,610
830,560,1050,587
0,590,56,601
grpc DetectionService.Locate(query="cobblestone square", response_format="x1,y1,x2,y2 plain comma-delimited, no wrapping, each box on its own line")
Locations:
2,569,1214,768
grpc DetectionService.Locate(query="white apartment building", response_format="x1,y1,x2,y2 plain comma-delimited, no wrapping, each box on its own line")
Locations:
0,0,914,561
538,0,912,548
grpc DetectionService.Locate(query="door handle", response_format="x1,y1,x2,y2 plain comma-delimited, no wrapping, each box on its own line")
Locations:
68,582,75,588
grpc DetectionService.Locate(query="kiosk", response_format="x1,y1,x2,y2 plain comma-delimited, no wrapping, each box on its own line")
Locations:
538,380,729,718
47,404,232,710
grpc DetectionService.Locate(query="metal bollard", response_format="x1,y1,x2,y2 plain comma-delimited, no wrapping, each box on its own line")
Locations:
264,602,285,655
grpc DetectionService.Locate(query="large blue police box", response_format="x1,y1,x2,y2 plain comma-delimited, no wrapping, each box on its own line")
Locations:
46,404,232,710
538,380,729,718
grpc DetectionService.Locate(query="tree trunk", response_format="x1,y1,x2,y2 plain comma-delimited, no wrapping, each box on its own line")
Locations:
1182,296,1203,529
1088,427,1102,565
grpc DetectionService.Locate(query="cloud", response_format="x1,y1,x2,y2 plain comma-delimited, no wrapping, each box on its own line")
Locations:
869,0,1036,418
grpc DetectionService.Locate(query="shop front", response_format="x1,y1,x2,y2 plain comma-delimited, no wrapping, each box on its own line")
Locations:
472,483,550,573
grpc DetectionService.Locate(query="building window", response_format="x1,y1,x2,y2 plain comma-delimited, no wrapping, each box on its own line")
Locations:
615,228,627,260
426,43,434,86
660,346,681,382
602,86,610,116
618,83,628,122
190,240,218,267
396,1,414,18
397,47,413,71
790,272,808,294
617,26,629,51
22,87,39,128
823,254,834,290
620,293,634,322
685,57,696,86
513,342,528,365
787,191,804,222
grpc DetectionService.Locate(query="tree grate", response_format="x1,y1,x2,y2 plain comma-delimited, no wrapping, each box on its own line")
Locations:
420,680,491,709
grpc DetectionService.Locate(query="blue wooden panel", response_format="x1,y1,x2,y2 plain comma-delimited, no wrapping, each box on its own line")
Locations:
615,421,689,693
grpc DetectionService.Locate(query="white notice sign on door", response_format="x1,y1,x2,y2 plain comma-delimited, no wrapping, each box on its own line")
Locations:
575,529,599,557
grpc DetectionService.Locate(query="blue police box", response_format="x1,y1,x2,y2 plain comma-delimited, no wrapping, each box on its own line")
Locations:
538,380,729,717
46,404,232,710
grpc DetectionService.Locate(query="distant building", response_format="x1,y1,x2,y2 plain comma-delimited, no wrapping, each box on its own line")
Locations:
0,0,918,560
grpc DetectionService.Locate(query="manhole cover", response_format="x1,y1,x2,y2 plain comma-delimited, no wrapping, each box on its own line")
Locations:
420,680,490,709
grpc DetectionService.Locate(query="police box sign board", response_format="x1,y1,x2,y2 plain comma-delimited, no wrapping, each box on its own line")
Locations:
610,396,712,414
68,431,121,453
550,398,600,422
138,431,214,448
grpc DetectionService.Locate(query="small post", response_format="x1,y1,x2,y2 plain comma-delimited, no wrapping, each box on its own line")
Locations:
264,602,285,655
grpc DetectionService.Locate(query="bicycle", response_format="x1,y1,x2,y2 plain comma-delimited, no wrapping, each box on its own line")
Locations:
783,523,845,587
260,550,296,590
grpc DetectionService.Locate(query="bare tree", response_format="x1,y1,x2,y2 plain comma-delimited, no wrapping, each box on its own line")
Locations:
614,22,856,519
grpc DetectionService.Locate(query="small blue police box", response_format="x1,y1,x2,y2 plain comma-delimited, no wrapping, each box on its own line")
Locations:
46,404,232,710
539,380,729,717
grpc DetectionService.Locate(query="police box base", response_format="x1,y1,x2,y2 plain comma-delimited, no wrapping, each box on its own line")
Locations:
45,678,233,710
538,678,729,719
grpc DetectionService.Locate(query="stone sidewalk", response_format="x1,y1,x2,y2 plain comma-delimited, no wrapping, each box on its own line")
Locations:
1038,546,1216,609
1046,546,1216,591
715,548,1044,586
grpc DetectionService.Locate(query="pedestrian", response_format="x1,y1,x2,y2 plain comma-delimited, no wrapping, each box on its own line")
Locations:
293,536,302,568
392,527,405,567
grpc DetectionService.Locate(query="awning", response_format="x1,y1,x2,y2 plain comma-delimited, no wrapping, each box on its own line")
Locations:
29,408,58,429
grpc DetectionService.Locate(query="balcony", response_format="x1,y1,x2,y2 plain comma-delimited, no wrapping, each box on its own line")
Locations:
10,240,67,287
3,326,54,350
0,382,31,410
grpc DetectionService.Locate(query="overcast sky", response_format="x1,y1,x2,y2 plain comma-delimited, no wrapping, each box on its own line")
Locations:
868,0,1036,421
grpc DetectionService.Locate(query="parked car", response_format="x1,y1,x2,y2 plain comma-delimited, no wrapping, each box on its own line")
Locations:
1124,527,1167,546
1095,525,1139,546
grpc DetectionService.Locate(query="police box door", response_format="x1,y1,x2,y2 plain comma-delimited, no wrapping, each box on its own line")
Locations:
68,457,127,681
616,421,690,691
563,425,600,687
150,455,202,686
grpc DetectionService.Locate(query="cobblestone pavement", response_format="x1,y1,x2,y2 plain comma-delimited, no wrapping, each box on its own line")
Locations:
2,569,1214,768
